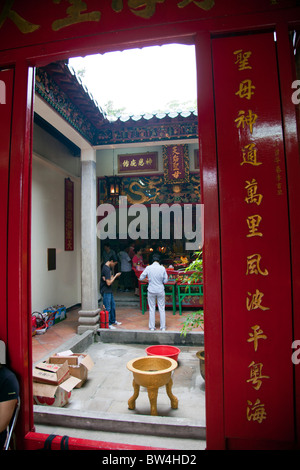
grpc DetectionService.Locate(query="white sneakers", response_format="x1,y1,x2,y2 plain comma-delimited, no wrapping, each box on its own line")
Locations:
109,321,122,329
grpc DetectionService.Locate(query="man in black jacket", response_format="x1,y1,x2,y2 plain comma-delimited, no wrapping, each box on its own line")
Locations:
100,257,122,329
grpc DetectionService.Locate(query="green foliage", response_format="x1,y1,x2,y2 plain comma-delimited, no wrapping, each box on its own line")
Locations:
156,99,197,114
180,250,204,337
76,68,86,79
184,250,203,284
180,309,204,337
103,100,127,118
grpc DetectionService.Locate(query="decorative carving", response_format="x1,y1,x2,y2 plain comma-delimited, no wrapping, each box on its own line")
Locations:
98,174,201,205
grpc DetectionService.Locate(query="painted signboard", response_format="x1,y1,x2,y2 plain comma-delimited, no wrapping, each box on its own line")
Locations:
0,1,298,53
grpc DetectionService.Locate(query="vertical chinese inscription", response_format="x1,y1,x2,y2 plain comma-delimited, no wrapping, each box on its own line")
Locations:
233,46,271,425
214,28,293,445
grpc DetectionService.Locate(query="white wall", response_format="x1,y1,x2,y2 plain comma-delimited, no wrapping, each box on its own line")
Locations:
31,154,81,313
33,122,81,177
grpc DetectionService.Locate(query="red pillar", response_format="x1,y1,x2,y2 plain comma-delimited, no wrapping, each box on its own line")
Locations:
6,62,35,447
195,32,225,450
275,22,300,445
0,68,14,344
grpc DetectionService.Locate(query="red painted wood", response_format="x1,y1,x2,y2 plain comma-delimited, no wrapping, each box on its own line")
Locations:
195,32,225,450
275,23,300,450
0,68,14,346
0,6,299,68
24,432,164,451
0,2,299,451
213,32,294,445
6,62,35,446
0,0,297,53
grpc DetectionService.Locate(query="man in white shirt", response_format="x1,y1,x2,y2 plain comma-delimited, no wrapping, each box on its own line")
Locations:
139,254,168,331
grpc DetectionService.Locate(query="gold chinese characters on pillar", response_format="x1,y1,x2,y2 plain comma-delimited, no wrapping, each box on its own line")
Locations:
233,43,271,426
163,144,190,185
213,32,294,442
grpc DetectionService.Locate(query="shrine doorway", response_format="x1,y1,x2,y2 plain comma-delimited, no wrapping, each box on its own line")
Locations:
30,40,206,443
31,43,200,322
1,3,299,451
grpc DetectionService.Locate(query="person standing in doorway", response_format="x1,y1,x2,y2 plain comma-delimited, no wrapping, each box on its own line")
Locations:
102,242,117,264
128,242,135,260
100,257,122,329
118,246,132,292
132,248,144,296
102,242,118,274
139,254,168,331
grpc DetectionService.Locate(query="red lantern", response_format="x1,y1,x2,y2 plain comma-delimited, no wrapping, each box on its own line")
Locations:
100,307,109,329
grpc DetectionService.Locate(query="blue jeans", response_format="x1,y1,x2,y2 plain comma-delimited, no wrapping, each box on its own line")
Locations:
102,292,116,325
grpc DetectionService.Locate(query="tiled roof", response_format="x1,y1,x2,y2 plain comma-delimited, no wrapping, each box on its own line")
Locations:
36,61,198,146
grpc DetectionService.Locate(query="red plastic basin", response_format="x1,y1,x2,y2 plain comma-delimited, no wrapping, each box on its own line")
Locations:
145,345,181,362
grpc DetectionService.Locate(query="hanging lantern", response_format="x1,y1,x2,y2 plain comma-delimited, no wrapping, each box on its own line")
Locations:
105,175,122,201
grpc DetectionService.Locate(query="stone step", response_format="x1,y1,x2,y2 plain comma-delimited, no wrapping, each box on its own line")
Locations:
97,329,204,346
33,406,206,441
100,293,140,308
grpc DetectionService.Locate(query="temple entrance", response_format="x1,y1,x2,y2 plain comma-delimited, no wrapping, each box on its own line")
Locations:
31,43,202,327
1,2,299,450
30,43,206,447
24,32,299,448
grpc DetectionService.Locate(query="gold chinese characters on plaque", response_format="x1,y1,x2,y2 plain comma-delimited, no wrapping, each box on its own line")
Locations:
118,152,158,173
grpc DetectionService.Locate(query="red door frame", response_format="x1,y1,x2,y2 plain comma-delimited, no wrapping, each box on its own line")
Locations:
275,24,300,445
195,32,225,449
0,68,14,345
0,6,299,450
6,63,35,441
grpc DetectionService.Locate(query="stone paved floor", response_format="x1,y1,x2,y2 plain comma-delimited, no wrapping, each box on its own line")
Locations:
32,294,203,362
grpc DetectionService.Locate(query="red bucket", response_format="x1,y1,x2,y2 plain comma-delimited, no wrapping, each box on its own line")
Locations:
145,345,181,362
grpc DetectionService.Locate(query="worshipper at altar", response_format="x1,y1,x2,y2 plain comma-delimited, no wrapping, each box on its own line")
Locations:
132,248,144,296
128,242,135,259
139,254,168,331
118,245,132,292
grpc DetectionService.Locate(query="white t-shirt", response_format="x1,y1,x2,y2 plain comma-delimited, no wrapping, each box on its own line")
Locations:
139,262,168,294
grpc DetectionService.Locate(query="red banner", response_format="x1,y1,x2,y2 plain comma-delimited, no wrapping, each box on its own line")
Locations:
163,144,189,184
213,33,294,442
65,178,74,251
